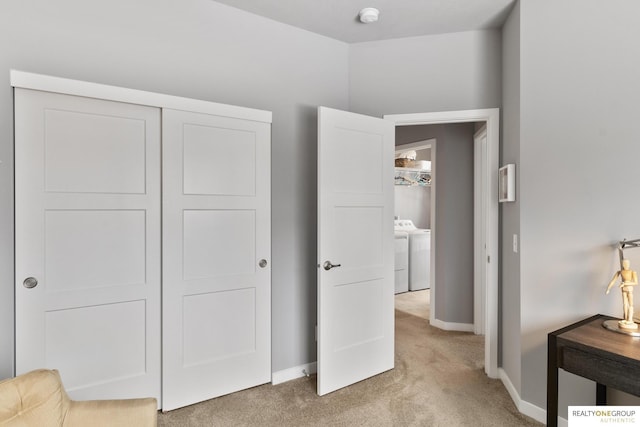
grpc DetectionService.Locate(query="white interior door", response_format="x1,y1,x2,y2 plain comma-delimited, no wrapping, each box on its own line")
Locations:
317,107,395,396
14,88,161,401
162,109,271,411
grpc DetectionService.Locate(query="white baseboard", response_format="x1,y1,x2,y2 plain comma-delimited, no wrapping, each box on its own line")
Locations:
272,362,317,385
498,368,569,426
498,368,546,424
498,368,520,411
519,398,546,424
430,318,474,332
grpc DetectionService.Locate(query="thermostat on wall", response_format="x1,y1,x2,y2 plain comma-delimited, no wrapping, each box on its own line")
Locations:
499,164,515,203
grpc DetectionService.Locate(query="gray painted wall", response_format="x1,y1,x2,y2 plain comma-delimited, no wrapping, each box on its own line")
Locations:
518,0,640,414
397,124,476,324
500,0,522,394
349,30,502,116
395,186,431,230
0,0,349,378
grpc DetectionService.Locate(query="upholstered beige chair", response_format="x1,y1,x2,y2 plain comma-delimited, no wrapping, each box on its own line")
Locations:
0,369,157,426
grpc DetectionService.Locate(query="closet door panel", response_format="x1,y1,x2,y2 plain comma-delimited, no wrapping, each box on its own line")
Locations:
182,209,255,279
43,108,146,194
162,109,271,411
45,209,146,291
182,123,256,196
14,89,161,402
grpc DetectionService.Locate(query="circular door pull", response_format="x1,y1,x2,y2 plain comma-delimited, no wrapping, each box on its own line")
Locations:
259,259,268,268
23,277,38,289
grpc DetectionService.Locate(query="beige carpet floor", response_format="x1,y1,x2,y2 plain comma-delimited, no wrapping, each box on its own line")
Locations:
158,290,541,426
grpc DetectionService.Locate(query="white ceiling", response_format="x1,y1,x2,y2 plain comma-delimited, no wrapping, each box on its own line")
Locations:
212,0,516,43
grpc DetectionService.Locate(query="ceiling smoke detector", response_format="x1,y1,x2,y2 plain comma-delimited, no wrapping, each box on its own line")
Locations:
358,8,379,24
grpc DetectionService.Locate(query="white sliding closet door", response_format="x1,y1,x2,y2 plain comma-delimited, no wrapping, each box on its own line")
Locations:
14,88,161,401
162,109,271,411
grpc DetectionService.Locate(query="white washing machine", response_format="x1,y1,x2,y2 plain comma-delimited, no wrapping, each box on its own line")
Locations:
394,220,431,291
394,231,409,294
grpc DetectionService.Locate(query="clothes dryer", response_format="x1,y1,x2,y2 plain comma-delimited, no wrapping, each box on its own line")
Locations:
394,231,409,294
394,220,431,291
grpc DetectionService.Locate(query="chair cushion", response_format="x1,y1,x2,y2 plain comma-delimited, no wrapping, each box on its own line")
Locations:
64,398,157,427
0,369,65,427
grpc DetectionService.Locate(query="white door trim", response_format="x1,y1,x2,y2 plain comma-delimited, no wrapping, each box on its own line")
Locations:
429,140,437,328
394,139,435,154
10,70,272,124
474,126,487,336
384,108,499,379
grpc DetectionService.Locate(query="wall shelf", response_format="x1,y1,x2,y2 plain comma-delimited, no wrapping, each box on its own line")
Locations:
394,167,432,186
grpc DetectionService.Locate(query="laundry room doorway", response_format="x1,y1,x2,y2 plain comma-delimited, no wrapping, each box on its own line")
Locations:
394,139,434,296
385,109,499,379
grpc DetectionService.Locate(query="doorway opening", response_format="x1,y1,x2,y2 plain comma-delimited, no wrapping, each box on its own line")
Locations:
394,139,433,297
385,109,499,379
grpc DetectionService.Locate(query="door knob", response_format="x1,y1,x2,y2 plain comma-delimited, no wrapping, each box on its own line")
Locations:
323,261,342,271
23,277,38,289
259,259,268,268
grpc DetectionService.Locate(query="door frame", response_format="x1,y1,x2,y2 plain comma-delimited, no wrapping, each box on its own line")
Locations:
473,126,487,336
384,108,499,379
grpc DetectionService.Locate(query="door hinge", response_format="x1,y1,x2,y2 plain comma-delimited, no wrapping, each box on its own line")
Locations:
487,255,490,263
315,325,318,342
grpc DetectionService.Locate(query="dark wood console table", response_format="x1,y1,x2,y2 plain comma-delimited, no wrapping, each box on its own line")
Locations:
547,314,640,427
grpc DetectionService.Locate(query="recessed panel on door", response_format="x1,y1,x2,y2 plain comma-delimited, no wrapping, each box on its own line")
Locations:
326,128,383,195
45,300,147,392
334,206,384,269
183,288,256,367
183,123,256,196
183,210,255,280
333,279,384,352
44,109,146,194
45,210,146,292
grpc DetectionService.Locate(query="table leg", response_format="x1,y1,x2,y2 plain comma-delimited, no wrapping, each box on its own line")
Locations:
547,334,558,427
596,383,607,405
